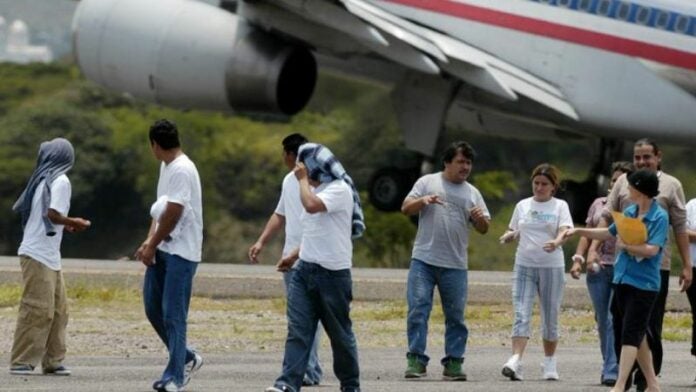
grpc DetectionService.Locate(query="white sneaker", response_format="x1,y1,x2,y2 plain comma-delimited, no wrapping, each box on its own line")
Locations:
541,356,559,380
502,354,523,381
161,380,183,392
183,352,203,386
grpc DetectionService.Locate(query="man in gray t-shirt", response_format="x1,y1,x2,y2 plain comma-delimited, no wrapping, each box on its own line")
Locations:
401,141,490,381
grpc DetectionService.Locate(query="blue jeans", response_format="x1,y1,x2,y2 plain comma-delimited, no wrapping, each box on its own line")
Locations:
284,269,323,384
143,250,198,385
406,259,468,366
586,265,618,381
274,261,360,392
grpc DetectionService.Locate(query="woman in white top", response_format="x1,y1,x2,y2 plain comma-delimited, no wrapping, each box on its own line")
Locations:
499,163,573,381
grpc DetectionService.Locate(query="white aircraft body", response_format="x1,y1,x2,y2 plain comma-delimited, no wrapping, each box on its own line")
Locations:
72,0,696,215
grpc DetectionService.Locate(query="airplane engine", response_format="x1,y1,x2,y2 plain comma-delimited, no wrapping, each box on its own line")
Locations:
72,0,316,115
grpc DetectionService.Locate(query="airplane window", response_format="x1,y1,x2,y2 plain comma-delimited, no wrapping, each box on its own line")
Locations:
635,6,650,25
675,15,688,33
655,10,668,29
616,2,630,20
579,0,592,12
557,0,573,8
597,0,611,15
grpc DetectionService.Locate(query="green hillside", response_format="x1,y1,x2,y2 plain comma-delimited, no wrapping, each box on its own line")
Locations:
0,62,693,271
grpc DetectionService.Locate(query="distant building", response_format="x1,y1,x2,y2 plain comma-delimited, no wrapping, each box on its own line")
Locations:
0,16,53,64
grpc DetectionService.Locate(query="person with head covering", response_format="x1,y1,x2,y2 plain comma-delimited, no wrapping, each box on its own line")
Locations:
569,161,634,386
135,119,204,392
565,169,668,392
401,141,491,382
500,163,572,382
248,133,324,386
266,143,362,392
9,138,91,376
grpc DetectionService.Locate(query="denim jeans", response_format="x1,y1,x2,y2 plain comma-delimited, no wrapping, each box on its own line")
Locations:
586,265,618,380
283,268,323,384
406,258,468,366
274,261,360,392
143,250,198,385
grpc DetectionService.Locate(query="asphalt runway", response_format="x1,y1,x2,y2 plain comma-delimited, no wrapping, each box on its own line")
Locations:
1,257,695,391
0,344,694,391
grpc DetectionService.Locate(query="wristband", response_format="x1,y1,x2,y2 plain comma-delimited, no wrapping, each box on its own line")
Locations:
571,254,585,264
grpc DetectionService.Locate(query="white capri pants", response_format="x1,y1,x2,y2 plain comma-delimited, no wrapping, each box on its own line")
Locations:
511,265,566,341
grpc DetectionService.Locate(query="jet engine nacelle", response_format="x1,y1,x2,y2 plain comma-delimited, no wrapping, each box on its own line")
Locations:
72,0,316,115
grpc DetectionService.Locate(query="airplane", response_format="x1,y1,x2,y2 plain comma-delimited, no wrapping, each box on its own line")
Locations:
71,0,696,220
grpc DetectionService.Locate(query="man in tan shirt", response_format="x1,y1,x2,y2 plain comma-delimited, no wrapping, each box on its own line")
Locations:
593,138,692,391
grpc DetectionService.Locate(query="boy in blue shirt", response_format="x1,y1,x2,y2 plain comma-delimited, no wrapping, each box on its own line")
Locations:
565,169,667,392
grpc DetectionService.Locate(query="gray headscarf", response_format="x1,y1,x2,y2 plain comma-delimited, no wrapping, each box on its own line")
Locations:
13,138,75,236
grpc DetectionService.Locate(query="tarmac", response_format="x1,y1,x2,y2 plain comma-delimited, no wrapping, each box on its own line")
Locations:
1,256,695,391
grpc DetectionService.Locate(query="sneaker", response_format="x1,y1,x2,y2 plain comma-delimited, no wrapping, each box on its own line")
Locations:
302,376,319,386
541,356,559,380
183,351,203,386
43,365,72,376
404,354,426,379
601,376,617,386
264,385,291,392
153,379,182,392
442,359,467,381
502,354,523,381
9,364,34,375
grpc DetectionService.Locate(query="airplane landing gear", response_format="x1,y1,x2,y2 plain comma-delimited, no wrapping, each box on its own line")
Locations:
557,138,624,223
368,167,419,212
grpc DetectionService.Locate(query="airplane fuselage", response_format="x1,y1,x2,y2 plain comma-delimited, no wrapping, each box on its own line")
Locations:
373,0,696,143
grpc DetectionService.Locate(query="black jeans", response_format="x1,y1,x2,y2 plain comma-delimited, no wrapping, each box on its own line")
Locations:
630,270,669,386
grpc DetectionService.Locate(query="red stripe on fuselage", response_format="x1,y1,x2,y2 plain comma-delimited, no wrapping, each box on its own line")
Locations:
382,0,696,70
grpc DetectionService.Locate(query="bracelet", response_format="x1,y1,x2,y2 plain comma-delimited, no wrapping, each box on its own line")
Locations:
571,254,585,264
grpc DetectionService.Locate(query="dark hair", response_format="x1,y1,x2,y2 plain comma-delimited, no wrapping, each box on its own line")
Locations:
531,163,561,190
634,138,660,155
442,141,476,164
282,133,308,156
149,119,180,150
627,169,660,198
611,161,634,175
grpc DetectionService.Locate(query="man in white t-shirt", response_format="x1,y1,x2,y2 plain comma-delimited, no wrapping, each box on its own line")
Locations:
10,138,91,376
135,119,203,392
248,133,323,386
266,143,361,392
401,141,491,381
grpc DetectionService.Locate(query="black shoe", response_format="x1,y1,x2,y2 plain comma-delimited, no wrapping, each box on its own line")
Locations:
601,377,616,386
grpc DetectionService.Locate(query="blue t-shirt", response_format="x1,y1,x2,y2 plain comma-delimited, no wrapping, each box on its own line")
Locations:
609,200,668,292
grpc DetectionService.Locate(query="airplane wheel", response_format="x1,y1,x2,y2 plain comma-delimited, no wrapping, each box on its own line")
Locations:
368,167,413,212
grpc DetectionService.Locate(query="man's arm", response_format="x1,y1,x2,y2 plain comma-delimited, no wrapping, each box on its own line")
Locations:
248,213,285,263
135,202,183,266
675,231,693,291
470,206,490,234
47,209,90,232
401,195,442,216
294,163,326,213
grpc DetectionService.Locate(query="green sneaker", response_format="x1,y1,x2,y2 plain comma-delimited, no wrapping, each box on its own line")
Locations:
442,359,467,381
404,355,426,379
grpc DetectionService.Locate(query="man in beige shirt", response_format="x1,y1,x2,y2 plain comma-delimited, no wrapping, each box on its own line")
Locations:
593,138,692,391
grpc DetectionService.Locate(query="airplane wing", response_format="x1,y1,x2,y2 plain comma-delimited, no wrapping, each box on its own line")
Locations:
336,0,579,120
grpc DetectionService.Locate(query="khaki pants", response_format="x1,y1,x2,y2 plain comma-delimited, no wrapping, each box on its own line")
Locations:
10,255,68,369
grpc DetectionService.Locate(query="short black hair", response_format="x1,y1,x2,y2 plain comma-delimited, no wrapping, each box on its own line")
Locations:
282,133,308,156
442,141,476,164
149,119,180,150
